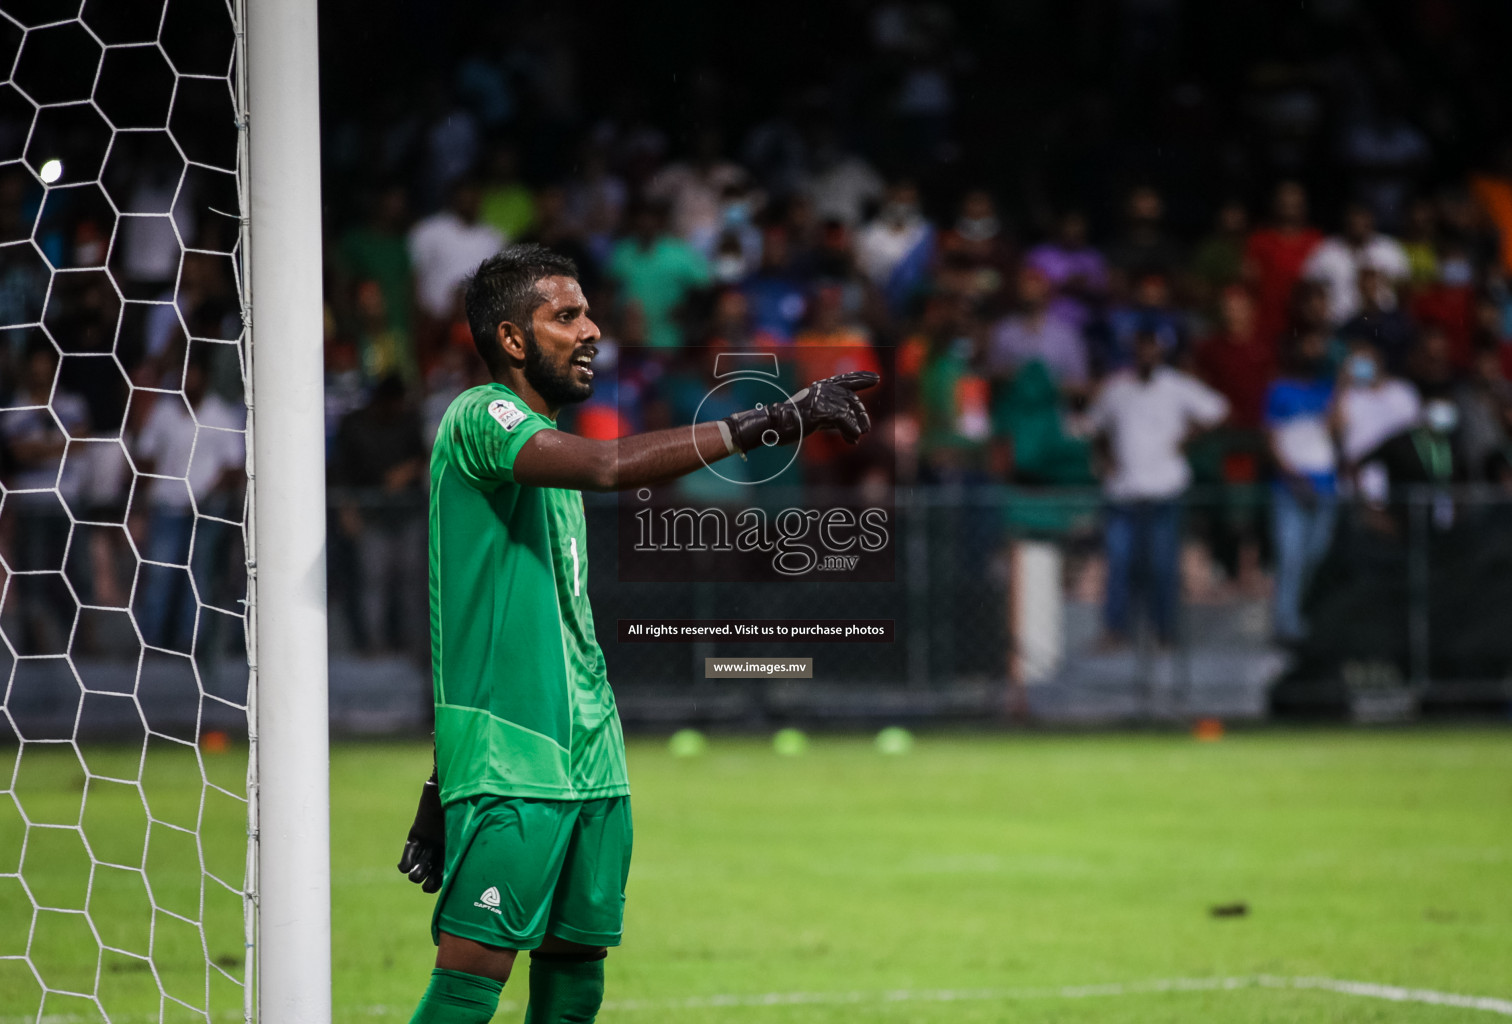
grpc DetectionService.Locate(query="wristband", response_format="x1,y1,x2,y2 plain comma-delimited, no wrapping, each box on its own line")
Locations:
716,419,741,458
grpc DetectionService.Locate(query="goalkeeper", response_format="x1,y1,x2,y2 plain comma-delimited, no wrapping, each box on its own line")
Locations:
398,243,878,1024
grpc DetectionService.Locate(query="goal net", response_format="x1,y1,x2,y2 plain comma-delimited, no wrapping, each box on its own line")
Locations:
1,2,254,1021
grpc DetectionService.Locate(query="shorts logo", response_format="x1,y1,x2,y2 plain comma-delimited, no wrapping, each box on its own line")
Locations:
488,399,526,431
474,886,502,914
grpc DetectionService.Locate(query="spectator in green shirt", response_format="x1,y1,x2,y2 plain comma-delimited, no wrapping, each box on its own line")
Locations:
907,294,991,482
607,201,711,349
336,184,415,340
1190,198,1249,310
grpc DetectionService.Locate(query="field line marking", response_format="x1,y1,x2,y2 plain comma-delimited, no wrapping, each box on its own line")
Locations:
4,975,1510,1022
1269,975,1512,1015
597,975,1512,1015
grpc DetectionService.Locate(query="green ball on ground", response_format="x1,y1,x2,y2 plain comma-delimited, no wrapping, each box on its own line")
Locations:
668,729,707,758
773,728,809,756
875,726,914,755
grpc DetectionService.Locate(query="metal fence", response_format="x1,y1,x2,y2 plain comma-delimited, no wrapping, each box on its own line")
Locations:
7,483,1512,739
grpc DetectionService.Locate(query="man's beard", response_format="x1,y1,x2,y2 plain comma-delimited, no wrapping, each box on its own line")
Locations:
522,326,593,408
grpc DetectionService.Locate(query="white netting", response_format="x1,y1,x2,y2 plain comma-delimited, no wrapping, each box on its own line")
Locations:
0,2,251,1022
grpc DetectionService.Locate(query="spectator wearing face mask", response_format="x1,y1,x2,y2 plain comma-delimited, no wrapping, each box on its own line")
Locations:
1335,340,1421,476
1265,329,1339,644
1355,392,1466,536
855,180,935,311
706,184,764,281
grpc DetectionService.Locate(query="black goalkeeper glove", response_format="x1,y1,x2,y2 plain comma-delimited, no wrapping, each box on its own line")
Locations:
397,768,444,894
723,371,880,452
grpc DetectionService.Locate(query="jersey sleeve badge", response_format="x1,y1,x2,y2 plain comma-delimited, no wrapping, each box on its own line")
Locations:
487,398,527,431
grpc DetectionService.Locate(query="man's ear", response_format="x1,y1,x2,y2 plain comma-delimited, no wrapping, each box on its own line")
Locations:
497,321,526,361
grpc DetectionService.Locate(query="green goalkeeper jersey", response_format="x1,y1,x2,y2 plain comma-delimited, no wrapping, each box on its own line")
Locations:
428,383,629,804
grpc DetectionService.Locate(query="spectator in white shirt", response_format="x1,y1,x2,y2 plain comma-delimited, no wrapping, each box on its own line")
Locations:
119,162,195,296
132,353,246,651
0,345,89,653
1088,331,1229,647
1337,340,1421,472
407,180,504,324
645,130,750,255
855,180,933,304
1301,203,1410,325
804,135,886,228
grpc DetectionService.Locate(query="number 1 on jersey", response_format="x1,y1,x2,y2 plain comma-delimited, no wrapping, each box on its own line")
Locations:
569,537,580,596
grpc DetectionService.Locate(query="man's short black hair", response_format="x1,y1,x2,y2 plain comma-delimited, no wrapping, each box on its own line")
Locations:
464,243,579,374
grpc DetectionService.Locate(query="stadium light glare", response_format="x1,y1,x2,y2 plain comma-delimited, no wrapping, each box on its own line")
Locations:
38,158,62,183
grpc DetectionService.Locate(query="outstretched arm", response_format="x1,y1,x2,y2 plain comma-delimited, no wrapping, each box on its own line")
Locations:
513,371,879,492
513,421,735,491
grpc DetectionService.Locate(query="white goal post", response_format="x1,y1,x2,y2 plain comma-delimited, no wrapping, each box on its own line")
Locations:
242,0,331,1022
0,0,330,1018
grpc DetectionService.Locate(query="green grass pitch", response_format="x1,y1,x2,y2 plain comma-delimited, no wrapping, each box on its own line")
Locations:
3,729,1510,1022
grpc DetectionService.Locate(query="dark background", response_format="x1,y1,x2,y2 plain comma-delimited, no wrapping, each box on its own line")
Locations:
317,0,1512,234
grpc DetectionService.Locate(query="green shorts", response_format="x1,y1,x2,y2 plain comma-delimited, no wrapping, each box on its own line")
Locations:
431,794,632,950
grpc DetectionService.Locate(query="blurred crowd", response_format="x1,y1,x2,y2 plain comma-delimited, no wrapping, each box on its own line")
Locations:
9,0,1512,659
307,1,1512,653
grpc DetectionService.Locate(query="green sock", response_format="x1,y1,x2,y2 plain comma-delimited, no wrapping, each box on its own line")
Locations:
523,956,605,1024
408,968,504,1024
